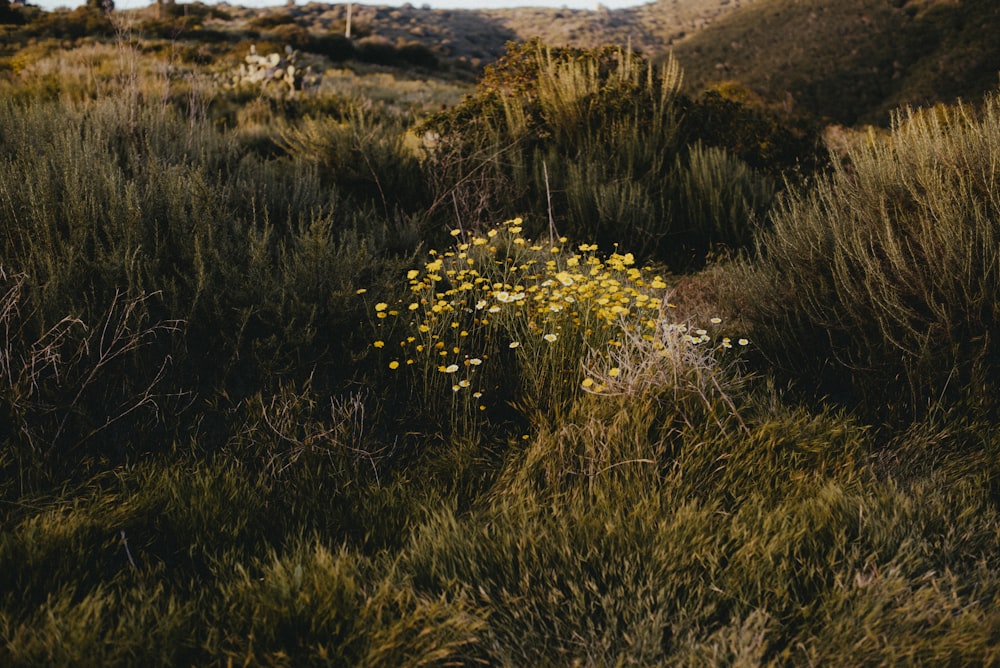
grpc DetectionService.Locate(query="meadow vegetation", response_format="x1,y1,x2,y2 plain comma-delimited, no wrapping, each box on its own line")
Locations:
0,18,998,666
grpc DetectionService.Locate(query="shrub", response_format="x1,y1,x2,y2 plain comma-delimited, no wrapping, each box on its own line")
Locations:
355,35,398,66
306,32,355,62
420,40,790,269
729,94,1000,421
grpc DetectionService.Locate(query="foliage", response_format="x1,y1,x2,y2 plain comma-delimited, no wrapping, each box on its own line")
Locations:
421,39,816,269
0,25,998,668
729,94,1000,422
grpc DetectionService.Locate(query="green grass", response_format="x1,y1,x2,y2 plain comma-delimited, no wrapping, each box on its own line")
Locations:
0,33,998,666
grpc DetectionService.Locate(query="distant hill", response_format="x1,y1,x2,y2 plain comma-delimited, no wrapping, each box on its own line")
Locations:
222,0,998,125
211,0,750,69
4,0,965,126
668,0,1000,125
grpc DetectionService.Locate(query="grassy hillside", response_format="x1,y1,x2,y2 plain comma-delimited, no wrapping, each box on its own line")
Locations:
0,6,999,666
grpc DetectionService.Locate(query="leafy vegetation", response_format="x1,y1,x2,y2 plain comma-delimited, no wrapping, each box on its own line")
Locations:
0,11,998,667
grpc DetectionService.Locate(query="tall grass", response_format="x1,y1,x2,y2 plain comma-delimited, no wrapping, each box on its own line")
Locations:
0,72,424,490
1,30,998,667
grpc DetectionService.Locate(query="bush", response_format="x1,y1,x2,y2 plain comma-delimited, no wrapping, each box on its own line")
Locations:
306,32,355,62
420,40,797,269
729,94,1000,421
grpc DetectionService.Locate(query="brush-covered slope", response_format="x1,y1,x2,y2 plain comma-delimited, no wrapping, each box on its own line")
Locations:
669,0,1000,124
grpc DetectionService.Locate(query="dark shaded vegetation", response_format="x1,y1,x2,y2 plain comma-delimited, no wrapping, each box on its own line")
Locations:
0,15,998,666
671,0,1000,125
421,40,823,269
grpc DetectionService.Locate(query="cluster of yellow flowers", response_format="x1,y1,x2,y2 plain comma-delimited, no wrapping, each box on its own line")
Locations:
367,218,745,413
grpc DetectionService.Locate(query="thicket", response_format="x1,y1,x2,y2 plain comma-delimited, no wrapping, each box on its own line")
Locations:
421,40,824,269
1,35,998,666
730,95,1000,423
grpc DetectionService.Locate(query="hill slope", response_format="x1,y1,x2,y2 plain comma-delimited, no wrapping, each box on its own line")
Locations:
668,0,1000,124
226,0,998,125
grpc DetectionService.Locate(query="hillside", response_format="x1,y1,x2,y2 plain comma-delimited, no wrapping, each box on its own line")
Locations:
203,0,998,125
208,0,752,69
668,0,1000,124
2,1,1000,664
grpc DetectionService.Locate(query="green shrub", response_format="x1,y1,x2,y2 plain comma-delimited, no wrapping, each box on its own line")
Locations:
420,40,819,269
729,94,1000,421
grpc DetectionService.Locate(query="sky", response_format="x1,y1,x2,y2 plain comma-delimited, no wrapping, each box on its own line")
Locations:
38,0,652,12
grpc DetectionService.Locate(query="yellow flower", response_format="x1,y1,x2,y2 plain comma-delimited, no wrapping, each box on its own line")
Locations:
407,269,420,280
581,378,595,389
356,288,367,294
374,302,388,312
608,367,620,377
373,340,385,348
388,360,400,370
450,228,462,236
